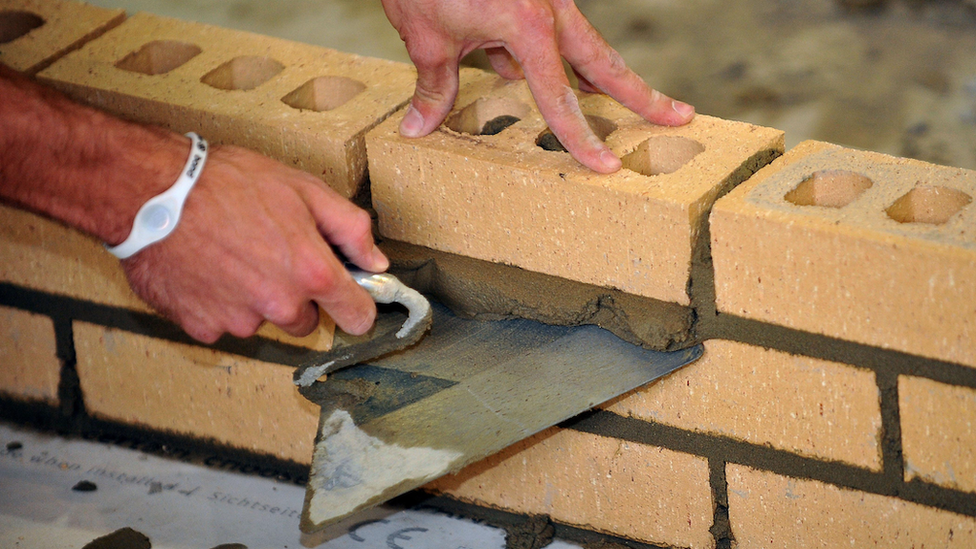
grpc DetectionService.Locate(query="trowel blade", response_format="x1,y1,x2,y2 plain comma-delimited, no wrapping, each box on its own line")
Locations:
299,302,703,533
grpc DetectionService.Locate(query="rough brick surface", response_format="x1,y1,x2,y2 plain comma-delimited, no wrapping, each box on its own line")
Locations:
427,427,714,549
73,322,319,464
0,0,124,75
0,306,59,404
728,464,976,547
369,72,784,305
37,11,416,198
0,205,336,350
711,140,976,367
900,376,976,493
604,339,882,470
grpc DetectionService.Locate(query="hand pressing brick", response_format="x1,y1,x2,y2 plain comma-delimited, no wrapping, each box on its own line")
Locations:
369,70,784,306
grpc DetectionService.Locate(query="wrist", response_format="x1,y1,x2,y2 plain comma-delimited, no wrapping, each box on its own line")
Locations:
106,132,209,259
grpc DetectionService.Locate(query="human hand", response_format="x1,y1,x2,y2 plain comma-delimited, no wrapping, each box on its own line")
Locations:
380,0,695,173
121,144,388,344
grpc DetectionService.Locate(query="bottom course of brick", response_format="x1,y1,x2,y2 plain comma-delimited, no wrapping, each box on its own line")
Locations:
0,305,60,405
728,464,976,547
427,427,714,549
72,322,319,465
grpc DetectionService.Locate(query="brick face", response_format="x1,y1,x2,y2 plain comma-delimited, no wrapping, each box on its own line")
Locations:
900,376,976,494
428,427,715,549
728,464,976,548
73,322,319,464
0,306,60,404
711,140,976,368
369,72,783,306
37,11,416,198
0,0,125,75
604,339,883,470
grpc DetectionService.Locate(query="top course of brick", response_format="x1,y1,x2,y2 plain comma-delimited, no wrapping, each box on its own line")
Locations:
0,0,124,75
711,140,976,368
36,11,416,198
368,71,784,306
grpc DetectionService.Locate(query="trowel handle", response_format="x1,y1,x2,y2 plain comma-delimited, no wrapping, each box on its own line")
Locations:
347,267,431,339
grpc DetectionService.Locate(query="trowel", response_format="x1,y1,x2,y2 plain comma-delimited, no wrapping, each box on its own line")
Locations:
294,268,704,533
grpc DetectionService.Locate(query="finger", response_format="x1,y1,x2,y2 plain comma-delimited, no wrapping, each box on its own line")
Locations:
572,67,599,94
555,6,694,126
510,35,620,173
400,38,462,138
304,251,377,336
302,181,389,272
485,47,524,80
263,300,320,338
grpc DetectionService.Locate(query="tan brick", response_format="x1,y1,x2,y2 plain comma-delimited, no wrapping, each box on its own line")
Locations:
37,11,416,198
728,464,976,547
711,140,976,368
73,321,318,464
0,205,336,350
900,376,976,493
428,427,714,549
0,305,59,404
0,0,124,75
604,339,882,470
368,72,783,305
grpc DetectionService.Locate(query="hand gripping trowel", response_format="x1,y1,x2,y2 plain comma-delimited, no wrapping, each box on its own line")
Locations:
293,268,704,533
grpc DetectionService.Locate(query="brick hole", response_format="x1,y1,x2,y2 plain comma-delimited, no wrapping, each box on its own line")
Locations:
784,170,874,208
0,11,45,44
446,97,531,135
114,40,202,76
281,76,366,112
535,115,618,153
201,56,285,91
620,135,704,176
885,185,972,225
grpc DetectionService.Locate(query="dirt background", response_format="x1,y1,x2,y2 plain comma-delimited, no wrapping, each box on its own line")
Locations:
88,0,976,170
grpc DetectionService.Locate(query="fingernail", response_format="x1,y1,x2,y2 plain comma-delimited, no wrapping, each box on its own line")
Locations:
600,150,622,172
672,100,695,119
371,246,390,271
400,105,424,137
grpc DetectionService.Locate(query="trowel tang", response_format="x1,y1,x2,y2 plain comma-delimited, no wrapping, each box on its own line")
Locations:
298,301,704,533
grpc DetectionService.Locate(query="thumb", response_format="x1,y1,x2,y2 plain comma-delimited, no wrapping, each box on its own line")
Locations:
400,48,461,138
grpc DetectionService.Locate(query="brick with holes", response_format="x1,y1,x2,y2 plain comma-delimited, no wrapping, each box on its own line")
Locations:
0,0,124,75
710,141,976,367
367,71,784,305
36,11,415,198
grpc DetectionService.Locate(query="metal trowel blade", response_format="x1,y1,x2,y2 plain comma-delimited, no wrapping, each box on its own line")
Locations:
298,302,704,533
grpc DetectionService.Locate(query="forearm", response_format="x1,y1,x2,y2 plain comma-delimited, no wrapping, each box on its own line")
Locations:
0,63,189,245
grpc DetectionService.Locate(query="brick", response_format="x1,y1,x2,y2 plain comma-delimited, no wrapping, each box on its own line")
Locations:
711,140,976,367
73,321,319,464
604,339,882,470
0,205,335,350
727,464,976,547
0,0,124,75
0,305,59,404
427,427,714,549
900,376,976,493
37,12,416,198
368,72,783,305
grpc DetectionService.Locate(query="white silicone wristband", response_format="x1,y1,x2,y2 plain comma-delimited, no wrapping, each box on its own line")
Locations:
106,133,209,259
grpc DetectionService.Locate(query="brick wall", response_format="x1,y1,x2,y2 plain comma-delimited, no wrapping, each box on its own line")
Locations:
2,1,975,547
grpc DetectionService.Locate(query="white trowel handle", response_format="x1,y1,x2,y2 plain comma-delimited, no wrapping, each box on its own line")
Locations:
348,268,431,339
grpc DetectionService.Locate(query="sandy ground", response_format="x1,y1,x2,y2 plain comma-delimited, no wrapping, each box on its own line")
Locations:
86,0,976,170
